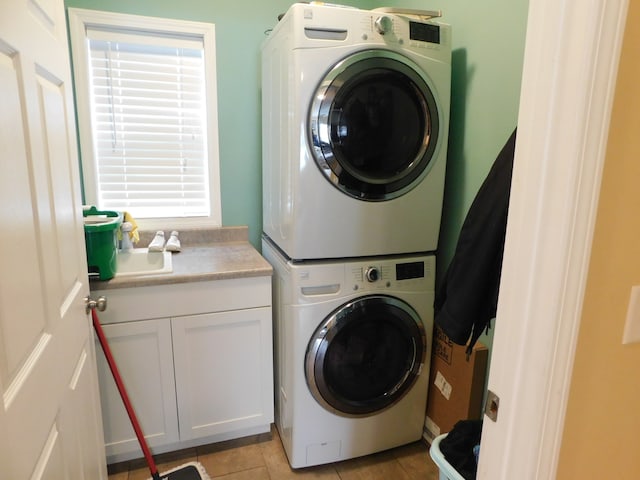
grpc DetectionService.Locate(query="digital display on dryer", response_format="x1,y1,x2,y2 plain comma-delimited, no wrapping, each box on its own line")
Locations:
409,22,440,44
396,261,425,280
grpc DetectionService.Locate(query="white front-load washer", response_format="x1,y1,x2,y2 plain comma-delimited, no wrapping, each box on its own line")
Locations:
262,3,451,260
262,236,435,468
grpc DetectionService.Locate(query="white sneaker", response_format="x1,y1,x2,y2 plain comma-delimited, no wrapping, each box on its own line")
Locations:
148,231,166,252
165,231,181,252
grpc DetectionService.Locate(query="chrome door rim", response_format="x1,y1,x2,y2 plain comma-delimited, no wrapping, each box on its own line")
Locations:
308,49,440,201
305,294,426,417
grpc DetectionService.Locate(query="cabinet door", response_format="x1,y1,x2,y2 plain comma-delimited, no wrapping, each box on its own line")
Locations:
172,307,274,441
95,318,179,461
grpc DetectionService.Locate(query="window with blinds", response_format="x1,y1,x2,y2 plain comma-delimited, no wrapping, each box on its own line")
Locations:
69,10,221,226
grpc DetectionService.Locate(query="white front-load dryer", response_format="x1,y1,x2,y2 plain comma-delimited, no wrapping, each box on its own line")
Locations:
262,3,451,260
262,236,435,468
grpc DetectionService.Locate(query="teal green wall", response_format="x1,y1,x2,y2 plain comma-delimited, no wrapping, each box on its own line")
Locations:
66,0,528,385
65,0,529,273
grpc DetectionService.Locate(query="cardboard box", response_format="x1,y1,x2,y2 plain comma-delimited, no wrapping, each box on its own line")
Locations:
423,326,489,443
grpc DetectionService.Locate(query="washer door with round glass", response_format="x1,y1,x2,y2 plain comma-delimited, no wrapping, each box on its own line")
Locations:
309,49,440,201
305,295,426,417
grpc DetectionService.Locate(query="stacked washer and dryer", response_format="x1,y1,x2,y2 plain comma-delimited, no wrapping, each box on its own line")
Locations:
261,3,451,469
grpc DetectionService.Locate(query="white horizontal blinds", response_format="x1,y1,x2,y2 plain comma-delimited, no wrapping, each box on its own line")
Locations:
87,27,210,218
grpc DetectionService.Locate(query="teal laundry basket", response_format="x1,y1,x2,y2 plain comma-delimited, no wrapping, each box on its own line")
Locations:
429,434,466,480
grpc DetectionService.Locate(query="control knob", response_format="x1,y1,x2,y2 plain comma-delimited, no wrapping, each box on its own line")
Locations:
365,266,380,282
374,16,393,35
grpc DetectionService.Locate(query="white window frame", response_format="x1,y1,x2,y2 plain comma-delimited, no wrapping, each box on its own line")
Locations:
67,8,221,230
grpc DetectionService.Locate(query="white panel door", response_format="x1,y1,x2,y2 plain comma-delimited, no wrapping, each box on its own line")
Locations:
0,0,107,478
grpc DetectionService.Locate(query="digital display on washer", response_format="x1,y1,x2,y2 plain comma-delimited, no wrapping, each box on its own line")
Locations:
396,261,425,280
409,22,440,44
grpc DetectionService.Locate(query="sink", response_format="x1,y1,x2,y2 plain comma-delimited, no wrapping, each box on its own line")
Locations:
115,248,173,277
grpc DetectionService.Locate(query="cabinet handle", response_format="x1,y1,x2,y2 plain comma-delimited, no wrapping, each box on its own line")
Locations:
85,295,107,314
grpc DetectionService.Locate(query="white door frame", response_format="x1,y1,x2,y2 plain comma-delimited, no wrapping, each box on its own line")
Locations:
478,0,629,478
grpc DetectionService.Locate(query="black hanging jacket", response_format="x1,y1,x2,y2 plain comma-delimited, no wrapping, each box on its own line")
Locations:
434,128,517,352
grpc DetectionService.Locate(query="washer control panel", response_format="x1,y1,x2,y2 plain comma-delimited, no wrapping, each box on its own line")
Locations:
350,258,431,292
290,254,435,296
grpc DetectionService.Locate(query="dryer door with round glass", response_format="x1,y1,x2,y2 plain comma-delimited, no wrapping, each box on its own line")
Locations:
309,49,440,201
305,295,426,417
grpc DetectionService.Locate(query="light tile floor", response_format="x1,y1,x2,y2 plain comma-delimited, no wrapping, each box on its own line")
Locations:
107,425,441,480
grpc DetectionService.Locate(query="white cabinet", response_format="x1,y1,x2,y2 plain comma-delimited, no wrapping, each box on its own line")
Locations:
92,277,273,463
96,319,179,457
172,308,273,441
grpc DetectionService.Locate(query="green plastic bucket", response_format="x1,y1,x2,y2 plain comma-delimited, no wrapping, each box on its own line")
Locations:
83,206,123,280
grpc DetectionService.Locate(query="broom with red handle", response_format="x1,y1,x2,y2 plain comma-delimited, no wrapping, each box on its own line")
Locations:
91,308,162,480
